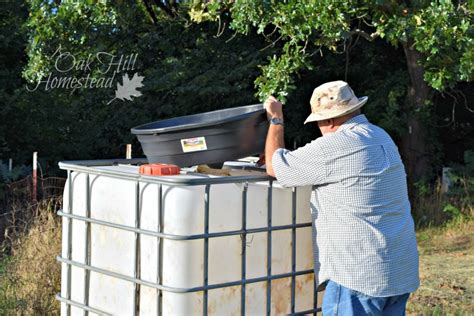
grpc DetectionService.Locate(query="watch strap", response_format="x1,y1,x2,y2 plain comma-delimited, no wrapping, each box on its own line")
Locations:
269,117,284,126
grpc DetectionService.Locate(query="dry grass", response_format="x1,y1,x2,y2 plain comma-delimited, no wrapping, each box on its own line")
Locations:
0,199,61,315
412,177,472,228
408,175,472,315
407,219,474,316
0,175,470,315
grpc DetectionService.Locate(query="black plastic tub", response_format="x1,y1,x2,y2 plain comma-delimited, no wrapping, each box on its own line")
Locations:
131,104,268,167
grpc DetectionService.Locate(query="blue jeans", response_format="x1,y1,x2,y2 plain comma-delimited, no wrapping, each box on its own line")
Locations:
322,280,410,316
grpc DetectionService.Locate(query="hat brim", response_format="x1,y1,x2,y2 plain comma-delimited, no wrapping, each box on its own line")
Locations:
304,96,368,124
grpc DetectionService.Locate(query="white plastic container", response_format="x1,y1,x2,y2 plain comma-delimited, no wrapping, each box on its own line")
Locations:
58,160,321,315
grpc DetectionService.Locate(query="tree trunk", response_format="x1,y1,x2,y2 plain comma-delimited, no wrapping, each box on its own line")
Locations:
400,39,432,185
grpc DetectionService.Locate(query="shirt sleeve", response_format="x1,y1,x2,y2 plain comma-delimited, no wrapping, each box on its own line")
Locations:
271,140,327,187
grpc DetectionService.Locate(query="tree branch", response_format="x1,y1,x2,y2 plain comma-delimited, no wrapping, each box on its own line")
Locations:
259,34,283,51
349,29,378,42
152,0,176,18
169,0,179,16
142,0,158,25
437,90,457,127
214,16,226,38
452,88,474,113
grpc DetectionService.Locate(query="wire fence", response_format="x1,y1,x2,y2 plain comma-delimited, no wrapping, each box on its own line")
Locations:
0,176,65,251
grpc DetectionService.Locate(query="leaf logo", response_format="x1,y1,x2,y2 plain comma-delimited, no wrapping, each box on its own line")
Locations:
108,73,145,104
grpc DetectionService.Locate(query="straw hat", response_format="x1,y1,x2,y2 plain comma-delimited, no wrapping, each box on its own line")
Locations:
304,81,368,124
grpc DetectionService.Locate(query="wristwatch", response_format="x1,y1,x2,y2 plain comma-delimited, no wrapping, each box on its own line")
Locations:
269,117,284,126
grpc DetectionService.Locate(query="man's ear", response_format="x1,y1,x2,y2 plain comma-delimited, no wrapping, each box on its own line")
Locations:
328,119,335,128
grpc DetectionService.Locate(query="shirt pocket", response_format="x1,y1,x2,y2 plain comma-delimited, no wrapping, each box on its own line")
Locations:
381,144,404,169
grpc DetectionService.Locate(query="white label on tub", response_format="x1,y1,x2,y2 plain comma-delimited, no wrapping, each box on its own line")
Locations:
180,136,207,152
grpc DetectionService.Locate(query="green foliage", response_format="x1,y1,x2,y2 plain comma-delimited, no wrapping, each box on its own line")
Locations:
362,68,408,138
1,0,472,188
2,1,271,167
192,0,364,100
442,203,461,219
254,43,311,102
463,150,474,174
190,0,473,99
0,163,31,183
374,1,474,90
446,150,474,203
23,0,118,82
0,2,27,160
412,149,473,227
414,180,432,197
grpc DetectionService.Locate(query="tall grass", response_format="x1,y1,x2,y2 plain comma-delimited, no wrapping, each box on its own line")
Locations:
412,175,473,228
0,199,61,315
0,173,470,315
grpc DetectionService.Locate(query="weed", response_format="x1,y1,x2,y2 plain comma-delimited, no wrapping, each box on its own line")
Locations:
0,199,61,315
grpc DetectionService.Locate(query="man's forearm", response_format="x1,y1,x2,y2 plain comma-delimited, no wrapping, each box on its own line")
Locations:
265,124,285,177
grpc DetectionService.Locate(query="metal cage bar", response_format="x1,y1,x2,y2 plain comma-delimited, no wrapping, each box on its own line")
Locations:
83,174,92,316
56,294,112,316
57,162,321,315
65,170,73,316
59,161,271,186
292,307,322,315
57,210,311,240
133,181,141,316
266,180,273,316
203,184,210,316
157,184,164,315
240,182,248,316
57,256,313,293
291,187,297,314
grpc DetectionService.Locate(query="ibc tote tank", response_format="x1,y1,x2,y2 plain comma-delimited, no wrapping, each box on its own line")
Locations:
57,159,323,315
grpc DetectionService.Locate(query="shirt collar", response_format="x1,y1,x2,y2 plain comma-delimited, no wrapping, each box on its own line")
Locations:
336,114,368,133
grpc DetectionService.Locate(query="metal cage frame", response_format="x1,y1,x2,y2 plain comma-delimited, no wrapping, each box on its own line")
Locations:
56,158,322,315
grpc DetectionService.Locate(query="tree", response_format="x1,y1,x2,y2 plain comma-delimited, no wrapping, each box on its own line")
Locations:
9,0,271,166
189,0,473,183
12,0,474,183
0,1,28,158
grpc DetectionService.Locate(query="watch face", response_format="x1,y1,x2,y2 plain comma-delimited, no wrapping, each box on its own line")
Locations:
270,117,283,125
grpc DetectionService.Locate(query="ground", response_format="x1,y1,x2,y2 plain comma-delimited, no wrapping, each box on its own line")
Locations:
407,220,474,315
0,210,472,315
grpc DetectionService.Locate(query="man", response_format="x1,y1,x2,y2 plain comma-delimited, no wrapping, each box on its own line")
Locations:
264,81,419,315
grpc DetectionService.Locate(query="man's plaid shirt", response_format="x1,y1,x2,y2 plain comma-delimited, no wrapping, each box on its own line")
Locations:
272,114,419,297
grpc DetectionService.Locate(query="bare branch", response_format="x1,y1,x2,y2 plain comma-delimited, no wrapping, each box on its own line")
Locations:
152,0,176,18
300,40,309,54
214,16,226,38
349,29,378,42
361,17,374,27
259,35,283,51
452,88,474,113
225,31,238,43
345,21,363,80
436,90,458,127
344,36,353,81
308,47,323,57
263,25,279,40
142,0,158,25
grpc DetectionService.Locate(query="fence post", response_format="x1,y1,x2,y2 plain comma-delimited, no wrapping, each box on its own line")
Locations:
8,158,12,172
441,167,451,193
126,144,132,159
32,152,37,203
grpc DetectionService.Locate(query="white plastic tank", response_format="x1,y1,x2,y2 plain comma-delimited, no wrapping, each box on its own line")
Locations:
58,160,322,315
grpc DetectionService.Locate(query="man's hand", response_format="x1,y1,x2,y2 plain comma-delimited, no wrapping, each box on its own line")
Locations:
264,96,283,120
263,96,285,177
